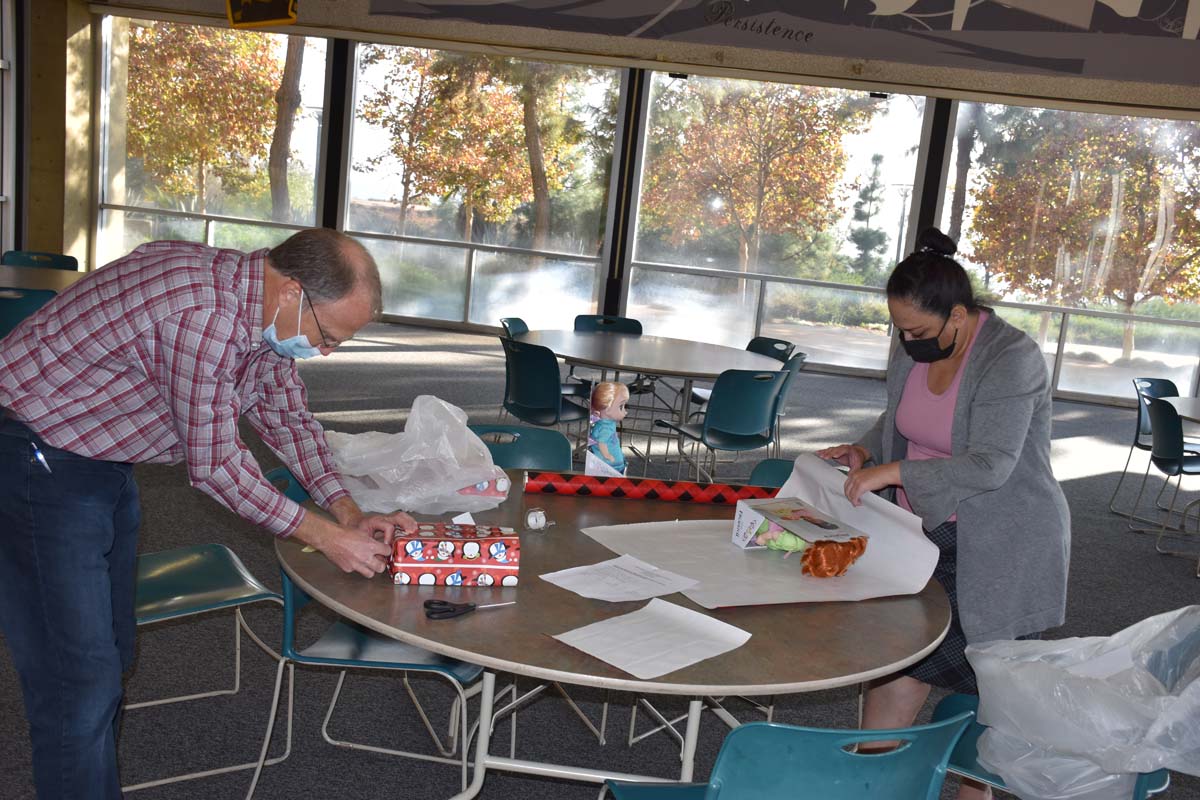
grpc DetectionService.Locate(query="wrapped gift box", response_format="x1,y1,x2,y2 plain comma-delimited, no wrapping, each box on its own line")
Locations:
389,522,520,586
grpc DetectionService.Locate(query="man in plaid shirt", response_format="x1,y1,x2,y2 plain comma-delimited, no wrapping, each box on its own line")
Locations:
0,228,415,799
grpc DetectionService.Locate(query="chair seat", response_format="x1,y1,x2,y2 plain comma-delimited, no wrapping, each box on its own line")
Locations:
606,782,707,799
931,694,1170,798
561,382,590,397
690,387,711,405
1151,453,1200,476
135,543,280,625
655,419,773,453
507,397,589,426
298,620,484,684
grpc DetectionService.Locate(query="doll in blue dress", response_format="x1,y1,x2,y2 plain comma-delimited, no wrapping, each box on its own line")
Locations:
588,381,629,475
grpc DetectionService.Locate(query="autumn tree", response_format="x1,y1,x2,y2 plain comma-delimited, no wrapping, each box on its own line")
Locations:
969,108,1200,356
639,77,875,275
127,21,282,213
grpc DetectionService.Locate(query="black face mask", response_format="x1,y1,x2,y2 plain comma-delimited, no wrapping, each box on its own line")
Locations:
901,316,957,363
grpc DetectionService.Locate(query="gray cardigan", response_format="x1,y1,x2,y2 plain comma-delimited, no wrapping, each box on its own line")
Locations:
855,312,1070,643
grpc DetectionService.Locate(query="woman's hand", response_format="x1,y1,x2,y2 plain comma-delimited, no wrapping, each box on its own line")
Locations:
816,444,872,470
843,462,901,506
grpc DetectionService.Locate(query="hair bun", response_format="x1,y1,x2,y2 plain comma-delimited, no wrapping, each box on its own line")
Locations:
916,227,957,257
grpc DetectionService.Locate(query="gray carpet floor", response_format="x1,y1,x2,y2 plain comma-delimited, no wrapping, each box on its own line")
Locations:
1,321,1198,799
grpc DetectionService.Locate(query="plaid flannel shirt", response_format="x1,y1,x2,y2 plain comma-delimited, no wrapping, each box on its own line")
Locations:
0,241,350,536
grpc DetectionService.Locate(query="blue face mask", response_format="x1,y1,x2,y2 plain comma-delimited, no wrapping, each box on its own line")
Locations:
262,290,322,360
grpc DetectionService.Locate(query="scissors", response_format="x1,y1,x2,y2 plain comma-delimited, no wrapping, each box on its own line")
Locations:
423,599,516,620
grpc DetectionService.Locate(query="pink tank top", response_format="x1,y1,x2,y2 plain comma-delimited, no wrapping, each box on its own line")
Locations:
895,310,989,518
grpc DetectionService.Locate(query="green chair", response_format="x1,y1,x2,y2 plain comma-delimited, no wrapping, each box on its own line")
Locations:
1111,378,1197,528
656,368,789,481
931,694,1170,799
1145,398,1200,576
748,458,793,488
499,316,589,398
574,314,642,334
251,467,499,798
499,337,589,429
746,335,795,362
769,352,808,458
469,424,572,471
604,712,974,799
122,544,289,793
1,250,78,270
0,287,56,339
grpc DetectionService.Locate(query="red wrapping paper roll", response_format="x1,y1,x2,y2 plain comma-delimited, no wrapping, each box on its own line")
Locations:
523,472,778,505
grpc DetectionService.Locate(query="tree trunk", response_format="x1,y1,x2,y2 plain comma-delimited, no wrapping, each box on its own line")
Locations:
1122,315,1136,360
948,103,980,243
196,158,206,214
270,35,305,223
1036,310,1052,351
522,79,551,255
463,199,475,242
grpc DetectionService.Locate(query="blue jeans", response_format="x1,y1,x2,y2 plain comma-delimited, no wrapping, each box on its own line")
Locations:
0,415,139,800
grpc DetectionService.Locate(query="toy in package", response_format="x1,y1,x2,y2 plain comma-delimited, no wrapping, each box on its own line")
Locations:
389,522,520,587
732,497,869,577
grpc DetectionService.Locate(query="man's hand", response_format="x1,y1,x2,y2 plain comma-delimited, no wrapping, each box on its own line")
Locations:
816,444,872,470
355,511,418,545
842,462,901,506
292,510,391,578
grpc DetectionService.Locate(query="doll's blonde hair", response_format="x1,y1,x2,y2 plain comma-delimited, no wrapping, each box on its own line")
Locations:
590,381,630,414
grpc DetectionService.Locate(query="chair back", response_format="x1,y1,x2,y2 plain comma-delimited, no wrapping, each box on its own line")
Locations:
500,337,568,422
0,287,56,339
573,314,642,335
704,369,789,438
1133,378,1180,442
701,713,972,800
1,250,78,270
748,458,793,488
468,424,572,471
774,352,808,416
499,317,529,338
746,336,795,363
1147,397,1187,476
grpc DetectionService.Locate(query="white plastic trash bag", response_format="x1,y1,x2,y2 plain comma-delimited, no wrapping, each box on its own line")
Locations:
324,395,509,515
967,605,1200,800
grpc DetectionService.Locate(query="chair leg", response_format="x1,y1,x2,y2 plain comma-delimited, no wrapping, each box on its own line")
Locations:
1107,443,1137,514
123,606,292,793
244,659,295,800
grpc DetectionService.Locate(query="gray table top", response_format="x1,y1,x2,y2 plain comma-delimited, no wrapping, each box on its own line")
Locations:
0,265,83,293
277,475,950,697
516,330,786,380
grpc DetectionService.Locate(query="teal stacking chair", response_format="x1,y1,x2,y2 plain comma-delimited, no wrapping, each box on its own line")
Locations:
249,468,496,798
499,316,588,398
469,424,572,471
1145,398,1200,576
122,544,289,793
748,458,793,488
0,287,56,339
770,352,808,458
604,712,974,799
656,368,789,481
1111,378,1198,528
931,694,1170,799
499,337,589,431
574,314,642,334
689,336,796,408
1,250,78,270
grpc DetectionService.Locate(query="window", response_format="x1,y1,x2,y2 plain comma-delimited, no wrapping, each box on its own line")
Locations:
346,44,621,327
98,17,327,265
941,101,1200,398
629,72,924,367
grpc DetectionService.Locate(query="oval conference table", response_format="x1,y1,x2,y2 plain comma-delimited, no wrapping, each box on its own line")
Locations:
277,473,951,798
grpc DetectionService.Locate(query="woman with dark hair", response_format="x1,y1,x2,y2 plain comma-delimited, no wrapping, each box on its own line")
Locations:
818,227,1070,800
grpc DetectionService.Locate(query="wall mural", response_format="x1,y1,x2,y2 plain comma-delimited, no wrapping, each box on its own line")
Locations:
368,0,1200,85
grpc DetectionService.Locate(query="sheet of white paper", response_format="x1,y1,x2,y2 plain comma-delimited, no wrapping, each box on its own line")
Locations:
585,451,625,477
540,554,698,602
551,598,751,679
582,454,938,608
451,512,476,525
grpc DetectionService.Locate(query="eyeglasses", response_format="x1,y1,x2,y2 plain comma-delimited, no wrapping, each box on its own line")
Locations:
303,292,342,349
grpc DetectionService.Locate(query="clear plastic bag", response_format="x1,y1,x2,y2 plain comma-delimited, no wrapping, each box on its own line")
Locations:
966,605,1200,800
324,395,508,515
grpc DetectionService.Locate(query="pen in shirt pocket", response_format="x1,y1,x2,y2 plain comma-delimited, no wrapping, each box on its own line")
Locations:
30,442,52,474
